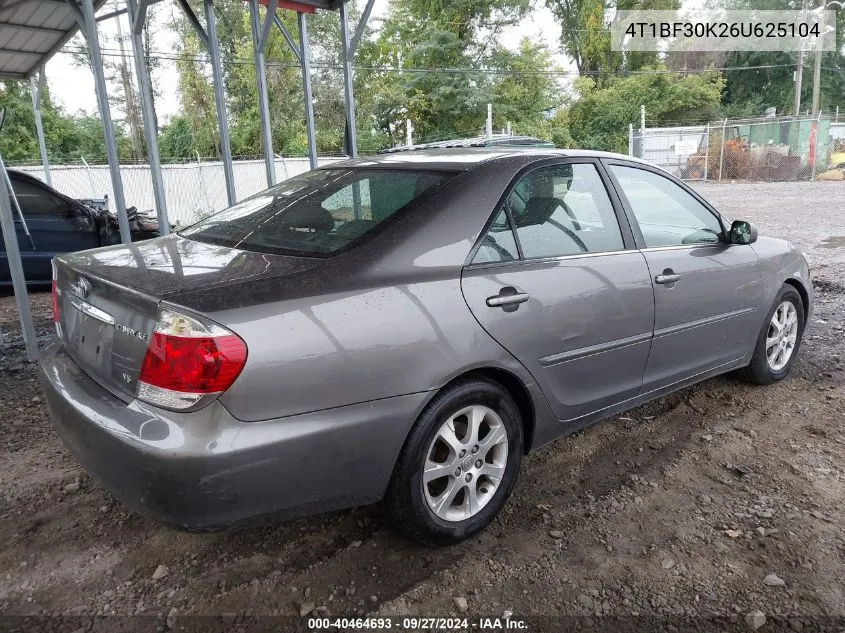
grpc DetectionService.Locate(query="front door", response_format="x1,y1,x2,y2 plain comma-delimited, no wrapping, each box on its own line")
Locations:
605,162,763,392
10,175,99,282
461,160,655,423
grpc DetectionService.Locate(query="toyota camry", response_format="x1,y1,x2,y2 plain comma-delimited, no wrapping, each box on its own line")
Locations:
39,149,812,544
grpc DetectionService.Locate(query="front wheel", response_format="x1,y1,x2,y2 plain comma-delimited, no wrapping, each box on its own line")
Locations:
737,284,805,385
385,377,523,545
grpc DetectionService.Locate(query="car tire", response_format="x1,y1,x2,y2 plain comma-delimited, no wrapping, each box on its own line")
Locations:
737,284,805,385
385,376,523,545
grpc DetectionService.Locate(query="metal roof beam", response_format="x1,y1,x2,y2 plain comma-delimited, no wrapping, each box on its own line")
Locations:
347,0,374,58
273,12,301,62
175,0,208,48
0,47,42,58
63,0,84,28
257,0,277,50
96,6,126,21
132,0,149,34
0,22,67,35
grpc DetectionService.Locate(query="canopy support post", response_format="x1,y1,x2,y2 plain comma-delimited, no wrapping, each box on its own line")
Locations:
0,164,37,361
127,0,170,234
204,0,236,206
29,70,52,187
298,12,317,169
70,0,132,244
338,0,375,159
339,3,357,158
250,0,278,187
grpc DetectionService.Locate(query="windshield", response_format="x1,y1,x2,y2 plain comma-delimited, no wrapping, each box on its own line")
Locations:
180,168,457,256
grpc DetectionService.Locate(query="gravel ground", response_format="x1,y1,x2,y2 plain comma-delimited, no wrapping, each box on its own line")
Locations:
0,181,843,632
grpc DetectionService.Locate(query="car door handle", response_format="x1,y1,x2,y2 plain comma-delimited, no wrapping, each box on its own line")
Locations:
486,289,530,308
655,273,681,284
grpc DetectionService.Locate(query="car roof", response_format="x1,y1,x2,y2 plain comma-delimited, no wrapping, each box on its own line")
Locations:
378,135,553,153
6,169,44,184
321,148,655,171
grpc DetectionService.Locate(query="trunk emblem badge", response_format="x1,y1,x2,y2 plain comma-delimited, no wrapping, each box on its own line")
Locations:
70,277,91,299
115,324,148,342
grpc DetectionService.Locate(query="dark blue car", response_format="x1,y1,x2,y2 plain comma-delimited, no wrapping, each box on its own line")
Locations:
1,170,157,287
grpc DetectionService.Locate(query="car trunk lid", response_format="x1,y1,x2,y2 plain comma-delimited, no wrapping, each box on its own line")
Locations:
53,234,321,400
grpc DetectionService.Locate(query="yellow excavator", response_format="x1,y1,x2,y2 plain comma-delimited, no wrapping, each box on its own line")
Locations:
830,139,845,169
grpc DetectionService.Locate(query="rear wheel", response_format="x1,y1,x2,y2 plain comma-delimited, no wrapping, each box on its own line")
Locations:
385,377,523,545
737,284,805,385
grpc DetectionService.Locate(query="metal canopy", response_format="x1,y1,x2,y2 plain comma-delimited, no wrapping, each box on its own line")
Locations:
0,0,108,80
262,0,347,10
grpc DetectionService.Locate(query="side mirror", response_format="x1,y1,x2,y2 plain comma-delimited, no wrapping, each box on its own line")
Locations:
729,220,758,245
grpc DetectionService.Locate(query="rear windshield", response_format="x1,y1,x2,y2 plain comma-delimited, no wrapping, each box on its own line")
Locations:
180,168,457,256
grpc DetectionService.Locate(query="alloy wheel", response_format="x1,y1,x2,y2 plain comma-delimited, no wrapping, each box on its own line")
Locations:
422,404,509,522
766,300,799,372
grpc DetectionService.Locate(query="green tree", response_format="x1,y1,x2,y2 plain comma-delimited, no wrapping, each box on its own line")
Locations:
70,114,133,162
567,71,725,151
489,40,562,127
158,116,197,160
357,0,562,144
0,79,133,164
0,80,39,163
546,0,680,87
719,0,845,115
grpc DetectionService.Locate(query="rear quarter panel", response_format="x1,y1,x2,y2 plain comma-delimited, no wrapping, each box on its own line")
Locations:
210,273,542,422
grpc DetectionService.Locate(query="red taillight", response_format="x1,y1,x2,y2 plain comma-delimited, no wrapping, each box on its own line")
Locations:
51,279,60,323
136,308,247,410
139,332,246,393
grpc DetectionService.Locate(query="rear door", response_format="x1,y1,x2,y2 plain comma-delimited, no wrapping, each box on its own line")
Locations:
461,159,655,423
604,161,763,391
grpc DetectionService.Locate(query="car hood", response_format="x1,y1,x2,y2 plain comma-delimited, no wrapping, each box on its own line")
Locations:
58,233,322,300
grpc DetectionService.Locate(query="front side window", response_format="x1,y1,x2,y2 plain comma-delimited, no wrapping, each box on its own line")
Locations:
609,165,723,248
11,178,67,218
501,163,624,260
181,169,456,256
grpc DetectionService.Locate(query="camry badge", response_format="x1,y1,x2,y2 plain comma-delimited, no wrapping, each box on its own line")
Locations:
115,323,149,342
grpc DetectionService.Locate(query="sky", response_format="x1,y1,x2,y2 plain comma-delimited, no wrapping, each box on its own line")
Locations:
44,1,565,124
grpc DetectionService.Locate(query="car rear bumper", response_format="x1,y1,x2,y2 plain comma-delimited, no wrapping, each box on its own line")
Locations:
38,340,427,530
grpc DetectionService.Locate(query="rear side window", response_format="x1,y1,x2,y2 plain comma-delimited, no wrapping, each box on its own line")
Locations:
473,163,624,263
473,209,518,263
181,169,456,256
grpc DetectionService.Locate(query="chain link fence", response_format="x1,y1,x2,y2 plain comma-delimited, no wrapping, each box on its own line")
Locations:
11,156,344,228
629,115,841,183
10,117,845,231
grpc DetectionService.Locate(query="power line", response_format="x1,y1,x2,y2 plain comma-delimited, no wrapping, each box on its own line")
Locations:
58,45,799,77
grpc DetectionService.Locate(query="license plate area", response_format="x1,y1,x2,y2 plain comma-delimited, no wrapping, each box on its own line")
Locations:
65,299,114,372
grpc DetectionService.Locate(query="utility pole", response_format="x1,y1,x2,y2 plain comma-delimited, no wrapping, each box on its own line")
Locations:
794,0,807,115
811,6,826,115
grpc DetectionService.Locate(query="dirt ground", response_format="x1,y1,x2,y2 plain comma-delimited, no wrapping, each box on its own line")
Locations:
1,181,844,632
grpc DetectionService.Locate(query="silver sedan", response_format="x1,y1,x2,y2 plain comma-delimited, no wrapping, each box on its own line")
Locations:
39,149,812,544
